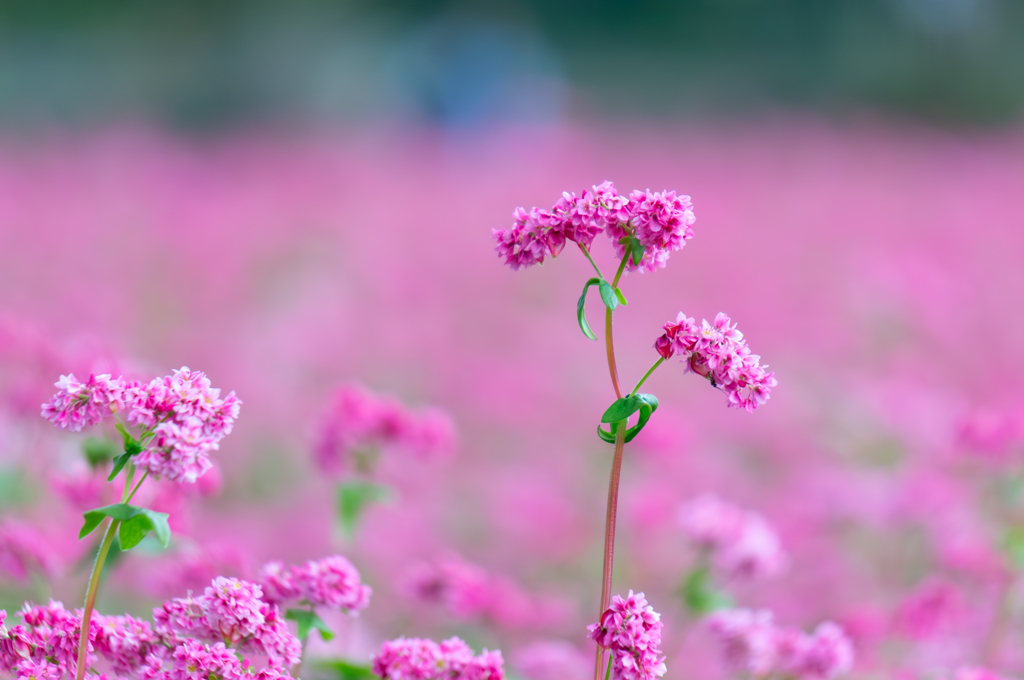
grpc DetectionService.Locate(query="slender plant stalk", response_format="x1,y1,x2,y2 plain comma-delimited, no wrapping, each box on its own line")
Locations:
594,252,634,680
75,518,119,680
75,463,146,680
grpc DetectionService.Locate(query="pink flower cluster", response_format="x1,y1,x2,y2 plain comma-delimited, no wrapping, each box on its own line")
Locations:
401,554,558,629
153,576,301,668
41,368,240,484
259,555,372,613
315,384,455,477
587,591,666,680
0,519,58,582
707,609,853,680
677,493,787,579
372,637,504,680
0,601,91,678
492,181,695,273
654,312,777,411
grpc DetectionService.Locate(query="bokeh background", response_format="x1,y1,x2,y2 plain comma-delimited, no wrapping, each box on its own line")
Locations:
2,1,1024,679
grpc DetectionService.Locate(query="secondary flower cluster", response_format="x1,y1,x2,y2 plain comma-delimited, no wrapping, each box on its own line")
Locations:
492,181,695,273
259,555,372,613
707,609,853,680
677,493,787,579
154,576,301,668
372,637,504,680
41,368,241,483
654,312,777,412
400,554,557,629
587,591,666,680
0,592,297,680
315,383,455,476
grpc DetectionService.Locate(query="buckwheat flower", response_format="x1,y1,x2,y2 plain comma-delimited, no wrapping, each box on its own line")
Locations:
201,578,266,645
92,613,161,675
587,591,666,680
170,639,243,680
401,555,492,619
795,622,853,680
654,312,776,411
13,658,63,680
127,367,241,484
41,373,123,432
492,207,564,271
677,493,745,548
296,555,372,612
20,601,95,672
248,603,301,668
372,637,504,680
0,519,59,582
707,609,778,677
678,494,787,580
258,562,303,605
1,616,34,674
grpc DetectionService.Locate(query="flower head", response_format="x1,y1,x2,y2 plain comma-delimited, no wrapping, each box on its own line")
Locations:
654,312,776,411
41,373,123,432
372,637,504,680
587,591,666,680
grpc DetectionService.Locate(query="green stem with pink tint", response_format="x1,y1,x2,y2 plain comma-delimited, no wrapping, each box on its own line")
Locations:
74,464,148,680
593,252,632,680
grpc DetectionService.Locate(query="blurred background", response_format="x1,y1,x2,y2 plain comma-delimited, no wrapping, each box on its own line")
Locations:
2,2,1024,679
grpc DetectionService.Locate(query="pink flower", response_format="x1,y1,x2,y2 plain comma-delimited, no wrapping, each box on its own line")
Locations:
492,207,564,271
795,623,853,680
41,373,123,432
587,591,666,680
707,609,779,676
92,613,161,675
607,190,694,272
677,494,787,579
258,555,371,614
372,637,504,680
315,384,456,477
654,312,776,411
0,519,59,582
13,658,63,680
402,554,492,619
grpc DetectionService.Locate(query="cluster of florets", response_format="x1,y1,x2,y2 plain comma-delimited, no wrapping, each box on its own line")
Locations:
492,181,695,273
315,383,455,477
707,609,853,680
372,637,504,680
0,518,57,583
153,577,301,668
400,554,547,628
587,591,666,680
654,312,777,412
41,367,240,484
0,601,89,678
677,493,787,579
259,555,372,613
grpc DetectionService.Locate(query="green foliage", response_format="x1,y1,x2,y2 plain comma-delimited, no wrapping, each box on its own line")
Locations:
598,279,618,310
576,277,601,341
337,481,392,539
83,437,118,468
80,504,171,550
285,608,336,641
680,565,732,616
317,660,376,680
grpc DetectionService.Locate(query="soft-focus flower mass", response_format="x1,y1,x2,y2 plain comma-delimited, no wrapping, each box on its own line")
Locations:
3,125,1024,680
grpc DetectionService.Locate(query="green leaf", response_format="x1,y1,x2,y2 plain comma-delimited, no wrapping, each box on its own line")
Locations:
316,660,377,680
598,279,618,310
630,236,645,266
79,504,171,549
613,287,628,306
680,566,732,616
1003,527,1024,569
107,452,133,481
601,396,645,424
576,277,601,341
337,481,393,539
83,438,118,468
285,609,336,641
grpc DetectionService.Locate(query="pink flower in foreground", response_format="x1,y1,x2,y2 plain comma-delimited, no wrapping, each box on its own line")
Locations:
655,312,776,411
41,373,122,432
587,591,666,680
492,207,564,271
259,555,371,614
607,190,695,272
372,637,504,680
92,613,161,675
